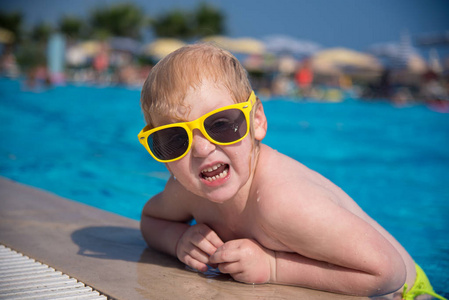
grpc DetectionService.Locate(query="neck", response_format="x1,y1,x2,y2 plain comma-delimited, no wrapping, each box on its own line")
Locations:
215,144,261,219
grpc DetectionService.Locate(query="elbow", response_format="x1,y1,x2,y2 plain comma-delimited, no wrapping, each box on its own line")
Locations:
366,256,406,296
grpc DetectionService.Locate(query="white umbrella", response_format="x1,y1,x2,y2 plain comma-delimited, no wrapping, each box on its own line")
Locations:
66,46,88,66
263,35,321,57
311,47,382,74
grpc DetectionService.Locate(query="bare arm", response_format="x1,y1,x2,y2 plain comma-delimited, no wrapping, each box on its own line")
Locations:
263,185,406,296
140,209,190,257
141,176,223,271
271,195,405,295
271,243,404,296
210,185,406,296
140,176,192,256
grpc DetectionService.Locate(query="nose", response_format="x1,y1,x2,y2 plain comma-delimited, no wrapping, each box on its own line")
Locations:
191,130,216,158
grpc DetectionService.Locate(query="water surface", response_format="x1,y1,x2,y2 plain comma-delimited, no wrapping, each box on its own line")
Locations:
1,78,447,295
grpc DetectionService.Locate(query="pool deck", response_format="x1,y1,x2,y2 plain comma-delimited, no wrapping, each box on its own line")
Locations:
0,177,367,299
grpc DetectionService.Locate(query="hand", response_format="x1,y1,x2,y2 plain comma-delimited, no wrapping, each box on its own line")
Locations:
175,223,224,272
209,238,275,284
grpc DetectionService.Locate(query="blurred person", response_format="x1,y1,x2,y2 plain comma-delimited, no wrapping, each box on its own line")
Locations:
421,67,449,113
93,43,110,83
24,65,51,91
0,45,19,77
138,43,446,300
295,58,314,97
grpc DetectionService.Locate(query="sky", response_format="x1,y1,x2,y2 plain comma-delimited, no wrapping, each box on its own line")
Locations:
1,0,449,58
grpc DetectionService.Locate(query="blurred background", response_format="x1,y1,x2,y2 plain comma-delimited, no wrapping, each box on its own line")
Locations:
1,2,448,293
1,0,448,105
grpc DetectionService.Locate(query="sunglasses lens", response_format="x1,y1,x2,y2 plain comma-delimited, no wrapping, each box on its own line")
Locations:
148,127,189,161
204,109,247,143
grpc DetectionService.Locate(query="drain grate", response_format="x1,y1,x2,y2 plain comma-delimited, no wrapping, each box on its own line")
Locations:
0,244,108,299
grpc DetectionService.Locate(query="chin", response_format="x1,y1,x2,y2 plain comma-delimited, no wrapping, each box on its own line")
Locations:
206,194,232,204
203,188,237,204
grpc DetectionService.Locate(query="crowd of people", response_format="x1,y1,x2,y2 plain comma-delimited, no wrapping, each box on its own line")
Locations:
1,40,448,110
249,56,448,110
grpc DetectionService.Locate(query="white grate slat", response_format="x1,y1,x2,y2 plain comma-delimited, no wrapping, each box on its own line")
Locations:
0,245,108,300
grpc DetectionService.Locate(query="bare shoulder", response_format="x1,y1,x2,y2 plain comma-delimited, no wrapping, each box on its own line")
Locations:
255,145,337,201
142,176,199,222
253,145,348,223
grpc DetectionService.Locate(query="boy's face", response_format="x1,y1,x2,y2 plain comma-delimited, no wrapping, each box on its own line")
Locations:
163,81,259,203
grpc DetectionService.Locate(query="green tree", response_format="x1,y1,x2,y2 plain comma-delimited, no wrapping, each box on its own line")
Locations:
15,41,46,71
30,22,54,43
151,3,225,39
152,10,192,39
0,11,23,44
90,3,145,39
193,3,225,37
59,15,85,41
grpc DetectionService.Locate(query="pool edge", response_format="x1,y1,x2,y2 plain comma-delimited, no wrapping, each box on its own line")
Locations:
0,177,367,299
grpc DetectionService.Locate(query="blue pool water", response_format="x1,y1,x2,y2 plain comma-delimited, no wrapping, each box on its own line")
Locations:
1,78,448,295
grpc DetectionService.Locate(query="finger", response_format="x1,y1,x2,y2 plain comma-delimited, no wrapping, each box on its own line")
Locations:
177,237,210,264
217,261,242,275
183,243,210,264
184,254,208,272
194,225,224,251
201,228,224,249
209,247,240,264
190,229,224,256
189,235,218,256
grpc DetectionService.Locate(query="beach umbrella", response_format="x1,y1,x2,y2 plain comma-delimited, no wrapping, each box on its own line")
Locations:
0,27,14,44
406,54,427,74
202,35,234,49
143,38,186,60
228,37,265,55
66,45,88,66
311,47,382,74
79,40,102,56
202,36,264,55
263,35,321,58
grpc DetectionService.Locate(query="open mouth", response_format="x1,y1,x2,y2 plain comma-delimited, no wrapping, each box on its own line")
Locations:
200,163,229,182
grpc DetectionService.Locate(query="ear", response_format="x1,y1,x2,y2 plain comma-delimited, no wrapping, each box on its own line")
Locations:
253,101,267,141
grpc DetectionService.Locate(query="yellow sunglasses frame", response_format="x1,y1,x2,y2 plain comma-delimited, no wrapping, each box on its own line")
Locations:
138,91,256,163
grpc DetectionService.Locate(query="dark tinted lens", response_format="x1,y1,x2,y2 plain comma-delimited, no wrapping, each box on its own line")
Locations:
148,127,189,161
204,109,247,143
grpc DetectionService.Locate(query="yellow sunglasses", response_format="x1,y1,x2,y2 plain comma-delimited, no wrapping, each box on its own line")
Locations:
138,91,256,163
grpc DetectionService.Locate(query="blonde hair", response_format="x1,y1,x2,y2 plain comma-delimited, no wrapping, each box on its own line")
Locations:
140,43,253,127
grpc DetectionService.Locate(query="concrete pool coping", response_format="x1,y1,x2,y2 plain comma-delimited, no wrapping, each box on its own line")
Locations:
0,177,367,299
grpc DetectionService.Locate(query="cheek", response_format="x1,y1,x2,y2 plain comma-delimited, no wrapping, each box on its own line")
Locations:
226,140,255,173
166,160,192,182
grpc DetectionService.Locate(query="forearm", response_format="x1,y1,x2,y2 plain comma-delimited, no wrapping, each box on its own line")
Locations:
140,214,190,257
272,251,403,296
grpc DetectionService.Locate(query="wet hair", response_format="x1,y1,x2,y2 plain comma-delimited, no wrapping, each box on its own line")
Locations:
140,43,253,127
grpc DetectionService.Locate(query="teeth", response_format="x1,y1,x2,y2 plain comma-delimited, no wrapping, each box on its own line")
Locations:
205,169,228,182
201,163,222,174
201,163,228,182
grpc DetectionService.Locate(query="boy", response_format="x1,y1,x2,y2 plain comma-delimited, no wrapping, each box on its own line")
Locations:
138,43,445,299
